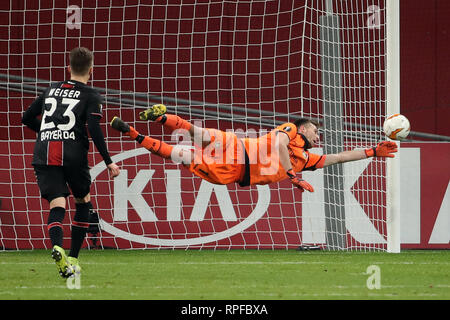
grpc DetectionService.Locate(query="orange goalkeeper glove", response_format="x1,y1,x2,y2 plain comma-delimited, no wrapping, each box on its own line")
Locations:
365,141,398,158
286,169,314,192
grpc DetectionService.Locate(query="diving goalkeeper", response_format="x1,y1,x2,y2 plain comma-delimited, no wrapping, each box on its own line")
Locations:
110,104,397,191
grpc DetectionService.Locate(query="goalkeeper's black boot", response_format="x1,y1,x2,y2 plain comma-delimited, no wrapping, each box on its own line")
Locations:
139,104,167,121
110,116,130,133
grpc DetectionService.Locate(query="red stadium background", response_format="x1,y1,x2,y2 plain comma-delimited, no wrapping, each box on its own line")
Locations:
0,0,448,249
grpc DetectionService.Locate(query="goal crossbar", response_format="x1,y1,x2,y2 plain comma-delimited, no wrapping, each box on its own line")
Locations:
4,73,448,142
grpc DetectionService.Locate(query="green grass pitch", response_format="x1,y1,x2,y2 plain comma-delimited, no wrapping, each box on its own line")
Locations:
0,249,449,300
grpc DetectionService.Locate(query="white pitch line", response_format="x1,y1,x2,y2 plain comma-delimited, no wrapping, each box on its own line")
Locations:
176,261,450,265
1,260,450,266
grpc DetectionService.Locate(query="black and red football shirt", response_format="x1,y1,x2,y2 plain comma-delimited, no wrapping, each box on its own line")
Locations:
22,80,109,167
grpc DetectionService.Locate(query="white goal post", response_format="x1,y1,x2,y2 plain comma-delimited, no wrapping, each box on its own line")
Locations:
386,0,401,253
0,0,400,252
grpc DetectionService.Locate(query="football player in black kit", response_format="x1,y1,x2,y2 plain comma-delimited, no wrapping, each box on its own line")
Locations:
22,47,120,278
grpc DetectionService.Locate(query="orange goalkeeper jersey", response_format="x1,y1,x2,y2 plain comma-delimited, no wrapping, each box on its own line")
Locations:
188,123,325,186
242,122,325,185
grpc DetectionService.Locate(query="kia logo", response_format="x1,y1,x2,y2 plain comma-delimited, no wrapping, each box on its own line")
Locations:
90,147,271,246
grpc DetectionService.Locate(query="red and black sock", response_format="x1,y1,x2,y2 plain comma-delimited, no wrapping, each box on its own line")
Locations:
47,207,65,247
69,202,91,258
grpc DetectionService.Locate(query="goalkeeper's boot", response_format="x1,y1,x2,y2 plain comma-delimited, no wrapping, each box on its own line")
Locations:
51,245,74,278
110,116,140,140
68,256,81,276
139,104,167,121
110,116,130,134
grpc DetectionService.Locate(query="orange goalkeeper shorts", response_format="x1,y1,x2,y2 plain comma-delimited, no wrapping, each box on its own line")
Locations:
188,129,247,185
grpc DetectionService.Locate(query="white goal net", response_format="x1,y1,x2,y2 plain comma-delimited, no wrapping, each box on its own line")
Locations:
0,0,396,251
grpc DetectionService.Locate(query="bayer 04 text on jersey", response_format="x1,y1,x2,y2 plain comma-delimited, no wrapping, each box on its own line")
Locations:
40,129,75,141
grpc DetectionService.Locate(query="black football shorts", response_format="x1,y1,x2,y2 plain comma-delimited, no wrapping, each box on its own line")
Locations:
33,165,91,202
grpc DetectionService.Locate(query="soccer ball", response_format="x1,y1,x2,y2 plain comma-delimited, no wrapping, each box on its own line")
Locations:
383,114,410,140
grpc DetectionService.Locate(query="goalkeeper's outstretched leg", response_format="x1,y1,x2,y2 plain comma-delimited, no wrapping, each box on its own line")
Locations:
139,104,212,148
111,115,247,186
110,116,194,165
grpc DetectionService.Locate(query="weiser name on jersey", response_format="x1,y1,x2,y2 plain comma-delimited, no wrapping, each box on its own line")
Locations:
48,88,81,98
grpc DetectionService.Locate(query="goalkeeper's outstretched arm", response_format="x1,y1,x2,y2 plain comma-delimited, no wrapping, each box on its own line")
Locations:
322,141,398,167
